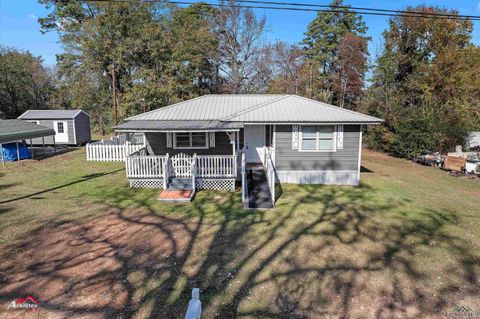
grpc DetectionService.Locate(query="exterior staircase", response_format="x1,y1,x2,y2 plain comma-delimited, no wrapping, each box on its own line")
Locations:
158,177,195,202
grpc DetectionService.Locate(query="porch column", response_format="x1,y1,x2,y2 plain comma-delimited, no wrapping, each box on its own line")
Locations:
30,138,34,159
42,136,45,156
53,135,56,154
16,141,20,161
237,130,240,152
0,143,4,167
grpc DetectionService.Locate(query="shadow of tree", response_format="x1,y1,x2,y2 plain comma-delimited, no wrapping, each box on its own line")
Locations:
0,182,478,318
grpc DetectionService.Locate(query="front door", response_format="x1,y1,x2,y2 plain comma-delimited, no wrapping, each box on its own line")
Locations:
53,121,69,143
244,125,265,163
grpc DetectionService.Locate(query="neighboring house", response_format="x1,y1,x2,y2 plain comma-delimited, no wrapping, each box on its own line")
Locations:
18,110,91,145
114,95,382,207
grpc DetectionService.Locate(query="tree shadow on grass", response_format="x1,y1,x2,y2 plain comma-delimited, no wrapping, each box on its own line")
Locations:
0,183,478,318
0,169,124,204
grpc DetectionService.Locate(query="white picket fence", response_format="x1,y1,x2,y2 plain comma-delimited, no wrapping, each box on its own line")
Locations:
86,142,144,161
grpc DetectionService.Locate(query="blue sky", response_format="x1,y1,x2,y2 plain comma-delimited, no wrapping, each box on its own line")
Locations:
1,0,479,66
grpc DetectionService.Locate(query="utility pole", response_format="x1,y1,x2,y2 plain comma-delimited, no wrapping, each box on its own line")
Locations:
111,63,117,126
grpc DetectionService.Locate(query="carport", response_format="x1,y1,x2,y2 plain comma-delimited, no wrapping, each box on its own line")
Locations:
0,119,56,165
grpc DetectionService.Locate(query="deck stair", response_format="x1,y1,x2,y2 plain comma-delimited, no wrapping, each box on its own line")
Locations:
247,167,273,209
167,177,193,190
158,177,195,202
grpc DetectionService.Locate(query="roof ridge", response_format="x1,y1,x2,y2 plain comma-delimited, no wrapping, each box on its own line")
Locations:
221,95,291,121
292,95,383,122
126,95,208,121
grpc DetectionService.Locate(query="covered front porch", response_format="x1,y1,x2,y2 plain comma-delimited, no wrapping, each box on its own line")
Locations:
114,121,276,207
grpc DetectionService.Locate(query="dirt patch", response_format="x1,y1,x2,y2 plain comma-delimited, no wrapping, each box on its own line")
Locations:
0,208,195,319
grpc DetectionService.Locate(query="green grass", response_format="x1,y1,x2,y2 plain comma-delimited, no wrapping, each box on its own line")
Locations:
0,148,479,318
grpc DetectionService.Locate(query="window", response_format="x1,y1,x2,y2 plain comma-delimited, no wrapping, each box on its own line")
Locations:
173,132,208,149
300,126,335,151
57,122,64,133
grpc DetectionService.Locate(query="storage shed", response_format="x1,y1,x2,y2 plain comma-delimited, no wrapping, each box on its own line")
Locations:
18,110,91,145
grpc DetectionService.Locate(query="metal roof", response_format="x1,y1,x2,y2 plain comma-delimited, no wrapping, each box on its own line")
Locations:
126,95,286,121
124,94,382,124
115,120,243,131
18,110,86,120
0,120,56,144
225,95,383,123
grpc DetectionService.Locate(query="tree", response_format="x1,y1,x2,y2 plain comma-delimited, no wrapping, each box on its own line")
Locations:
302,0,368,105
267,42,307,95
38,1,224,131
0,47,54,118
365,5,478,157
331,33,367,109
214,0,268,93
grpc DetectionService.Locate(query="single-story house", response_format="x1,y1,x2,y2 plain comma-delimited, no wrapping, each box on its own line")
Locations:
18,110,91,145
114,94,382,207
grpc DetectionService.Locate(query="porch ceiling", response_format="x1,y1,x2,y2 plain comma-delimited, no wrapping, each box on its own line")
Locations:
114,120,243,132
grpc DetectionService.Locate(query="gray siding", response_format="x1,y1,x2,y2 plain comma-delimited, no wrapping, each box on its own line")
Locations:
74,112,91,144
274,125,361,171
29,119,75,145
145,132,235,156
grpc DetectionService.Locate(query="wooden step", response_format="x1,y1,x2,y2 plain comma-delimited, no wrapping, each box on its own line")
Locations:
158,189,194,202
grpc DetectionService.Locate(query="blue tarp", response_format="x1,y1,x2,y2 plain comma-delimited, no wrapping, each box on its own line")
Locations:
1,142,32,161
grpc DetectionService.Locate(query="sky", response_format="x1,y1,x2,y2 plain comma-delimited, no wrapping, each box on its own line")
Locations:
1,0,480,67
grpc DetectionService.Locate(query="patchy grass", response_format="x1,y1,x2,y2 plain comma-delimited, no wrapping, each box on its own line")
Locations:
0,148,479,318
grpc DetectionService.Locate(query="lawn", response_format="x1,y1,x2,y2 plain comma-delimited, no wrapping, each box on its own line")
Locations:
0,148,479,318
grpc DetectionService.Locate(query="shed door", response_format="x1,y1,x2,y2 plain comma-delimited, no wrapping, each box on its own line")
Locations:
244,125,265,163
53,121,69,143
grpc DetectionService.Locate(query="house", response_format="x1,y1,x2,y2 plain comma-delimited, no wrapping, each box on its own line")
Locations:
114,95,382,207
18,110,91,145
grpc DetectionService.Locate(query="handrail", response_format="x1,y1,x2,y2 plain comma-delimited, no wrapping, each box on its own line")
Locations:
191,154,197,193
264,150,275,205
241,151,248,207
163,153,169,189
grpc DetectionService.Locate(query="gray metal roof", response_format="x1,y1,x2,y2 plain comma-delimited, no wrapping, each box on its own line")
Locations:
18,109,86,120
124,94,382,124
126,95,286,121
225,95,383,123
0,119,56,144
115,120,243,131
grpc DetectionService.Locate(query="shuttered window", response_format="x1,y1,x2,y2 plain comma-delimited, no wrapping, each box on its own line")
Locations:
299,125,336,152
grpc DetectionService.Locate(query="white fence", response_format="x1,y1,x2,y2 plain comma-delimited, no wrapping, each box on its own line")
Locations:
86,142,144,162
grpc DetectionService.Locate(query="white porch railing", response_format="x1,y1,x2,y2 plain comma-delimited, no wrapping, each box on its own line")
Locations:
196,155,237,178
125,152,238,180
126,149,166,178
86,141,144,161
264,149,275,205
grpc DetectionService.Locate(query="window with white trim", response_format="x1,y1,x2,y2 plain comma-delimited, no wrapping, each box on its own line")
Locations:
173,132,208,149
57,122,65,133
299,125,335,151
